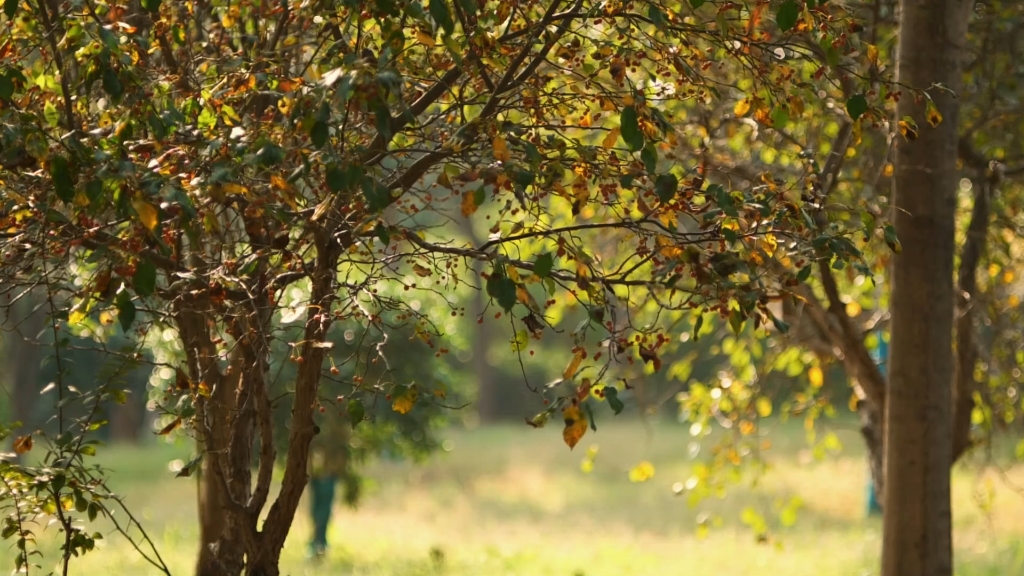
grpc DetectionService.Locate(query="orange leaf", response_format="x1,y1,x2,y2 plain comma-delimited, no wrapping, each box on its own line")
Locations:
413,263,432,277
460,191,479,217
562,402,588,449
563,348,585,380
493,135,510,162
602,128,620,149
13,435,32,454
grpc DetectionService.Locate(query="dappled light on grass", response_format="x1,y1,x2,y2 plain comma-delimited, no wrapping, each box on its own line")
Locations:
4,421,1023,575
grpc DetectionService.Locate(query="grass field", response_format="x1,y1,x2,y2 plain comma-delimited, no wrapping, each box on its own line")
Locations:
4,419,1024,576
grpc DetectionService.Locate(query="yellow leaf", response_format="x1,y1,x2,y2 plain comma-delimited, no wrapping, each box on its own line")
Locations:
734,98,751,117
391,386,418,414
866,44,879,66
563,348,585,380
493,134,510,162
762,233,777,256
562,402,587,449
416,30,436,47
602,127,620,149
808,366,824,389
739,420,755,435
755,396,773,417
898,119,918,141
628,461,656,483
133,198,159,231
69,309,87,326
926,102,942,128
158,416,183,436
221,182,249,195
99,311,115,325
883,163,894,177
460,191,478,217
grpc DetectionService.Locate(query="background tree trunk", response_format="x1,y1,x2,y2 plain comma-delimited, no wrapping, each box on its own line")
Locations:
882,0,969,573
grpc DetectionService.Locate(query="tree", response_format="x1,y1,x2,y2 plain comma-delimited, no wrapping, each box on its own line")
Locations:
882,0,970,572
0,1,869,574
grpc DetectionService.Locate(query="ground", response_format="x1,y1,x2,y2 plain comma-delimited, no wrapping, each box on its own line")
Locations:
4,419,1024,575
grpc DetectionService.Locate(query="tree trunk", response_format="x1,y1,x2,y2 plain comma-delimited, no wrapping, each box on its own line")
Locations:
472,260,500,422
882,0,969,573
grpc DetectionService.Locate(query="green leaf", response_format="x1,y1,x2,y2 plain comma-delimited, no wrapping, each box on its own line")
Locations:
776,0,799,32
256,143,285,166
689,0,705,8
474,185,485,207
132,259,157,297
729,309,745,334
883,224,901,254
584,401,597,432
771,106,789,127
49,156,75,202
648,5,668,28
604,386,625,415
44,101,59,127
654,174,679,203
429,0,454,34
534,253,554,278
87,502,99,522
486,269,517,312
4,0,16,19
641,145,658,175
309,120,329,148
348,399,365,429
692,313,704,341
361,178,390,212
797,264,813,282
620,106,644,152
0,74,13,101
116,291,136,332
140,0,161,12
102,67,124,100
846,94,868,121
375,222,390,245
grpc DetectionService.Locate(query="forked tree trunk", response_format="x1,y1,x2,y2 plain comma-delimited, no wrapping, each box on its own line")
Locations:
883,0,970,573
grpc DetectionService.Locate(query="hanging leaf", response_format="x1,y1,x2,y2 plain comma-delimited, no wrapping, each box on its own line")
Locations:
926,101,943,128
883,224,902,254
4,0,17,19
132,198,160,231
493,134,510,162
348,399,365,428
776,0,799,32
429,0,454,34
460,190,480,216
486,268,518,312
562,401,588,449
604,386,625,415
620,106,644,152
563,348,585,380
50,156,75,203
533,253,554,278
309,120,329,148
733,98,751,117
846,94,868,121
756,396,773,417
654,173,679,203
602,127,620,149
141,0,161,13
133,258,157,297
391,385,418,414
116,291,136,331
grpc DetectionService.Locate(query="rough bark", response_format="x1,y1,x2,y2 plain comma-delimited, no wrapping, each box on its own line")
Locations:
882,0,969,573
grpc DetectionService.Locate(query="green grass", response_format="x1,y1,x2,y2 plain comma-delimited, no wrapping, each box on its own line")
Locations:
4,419,1024,576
